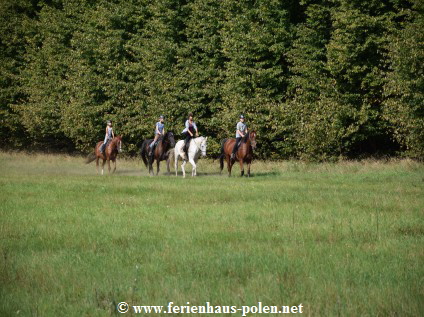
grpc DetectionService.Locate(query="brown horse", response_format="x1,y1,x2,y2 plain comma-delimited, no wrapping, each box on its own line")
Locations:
140,131,176,175
220,130,257,177
86,136,122,174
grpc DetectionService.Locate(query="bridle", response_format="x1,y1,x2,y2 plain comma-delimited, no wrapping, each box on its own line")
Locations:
192,137,206,156
161,132,175,148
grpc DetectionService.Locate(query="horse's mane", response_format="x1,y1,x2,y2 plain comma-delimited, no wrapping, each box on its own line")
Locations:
155,132,171,142
164,131,174,139
242,131,251,143
194,136,206,143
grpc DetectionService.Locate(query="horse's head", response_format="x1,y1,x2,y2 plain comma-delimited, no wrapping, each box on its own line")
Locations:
166,131,176,147
200,136,208,157
115,136,123,153
249,131,257,150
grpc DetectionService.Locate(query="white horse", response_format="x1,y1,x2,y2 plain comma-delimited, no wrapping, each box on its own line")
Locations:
174,136,207,177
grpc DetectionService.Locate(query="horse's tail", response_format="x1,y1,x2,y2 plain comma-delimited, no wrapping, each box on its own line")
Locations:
166,148,174,173
219,138,227,172
167,148,175,164
85,151,96,164
140,140,149,168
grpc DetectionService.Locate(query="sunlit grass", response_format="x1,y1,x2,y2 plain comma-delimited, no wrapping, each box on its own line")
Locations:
0,152,423,316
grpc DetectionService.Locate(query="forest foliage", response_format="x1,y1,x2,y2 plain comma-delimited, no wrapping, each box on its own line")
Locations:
1,0,423,160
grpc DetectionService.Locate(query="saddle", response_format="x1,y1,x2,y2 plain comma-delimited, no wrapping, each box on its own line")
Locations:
151,137,163,148
100,140,111,153
149,137,163,156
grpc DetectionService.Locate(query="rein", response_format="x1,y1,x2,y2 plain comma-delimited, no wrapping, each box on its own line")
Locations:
242,131,252,143
110,139,119,153
159,133,172,147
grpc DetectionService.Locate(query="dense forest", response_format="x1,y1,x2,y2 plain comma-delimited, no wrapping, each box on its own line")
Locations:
1,0,423,160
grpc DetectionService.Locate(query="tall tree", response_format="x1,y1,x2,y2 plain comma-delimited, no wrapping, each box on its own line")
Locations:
172,0,225,152
17,1,78,149
286,2,335,159
383,0,424,158
286,0,404,160
0,0,39,147
219,0,294,156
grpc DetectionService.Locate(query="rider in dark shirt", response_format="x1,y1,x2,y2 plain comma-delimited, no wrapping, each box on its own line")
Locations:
181,113,198,159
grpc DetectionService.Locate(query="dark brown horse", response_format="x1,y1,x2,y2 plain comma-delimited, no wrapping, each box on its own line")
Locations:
140,131,176,175
220,130,257,177
86,136,122,174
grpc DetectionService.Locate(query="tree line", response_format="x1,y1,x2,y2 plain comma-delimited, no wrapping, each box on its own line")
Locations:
1,0,423,160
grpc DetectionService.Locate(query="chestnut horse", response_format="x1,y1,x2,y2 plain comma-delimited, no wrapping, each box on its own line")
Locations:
140,131,176,175
220,130,257,177
86,136,122,174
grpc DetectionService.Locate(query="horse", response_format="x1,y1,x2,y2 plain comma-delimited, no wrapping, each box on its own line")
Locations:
172,136,207,177
140,131,176,175
85,136,123,174
220,130,257,177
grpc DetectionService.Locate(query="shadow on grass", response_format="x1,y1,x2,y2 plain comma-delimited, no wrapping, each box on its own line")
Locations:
192,171,282,178
113,169,282,178
114,169,144,176
252,171,282,177
171,171,223,177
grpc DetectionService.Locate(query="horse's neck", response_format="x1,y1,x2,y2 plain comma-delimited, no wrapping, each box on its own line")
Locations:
110,139,119,150
240,138,251,151
161,137,169,147
189,138,201,153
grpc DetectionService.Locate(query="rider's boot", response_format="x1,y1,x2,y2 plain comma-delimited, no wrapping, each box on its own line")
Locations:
181,142,188,160
231,146,237,160
148,143,154,157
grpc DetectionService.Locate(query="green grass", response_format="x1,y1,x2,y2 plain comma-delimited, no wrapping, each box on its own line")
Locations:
1,152,423,316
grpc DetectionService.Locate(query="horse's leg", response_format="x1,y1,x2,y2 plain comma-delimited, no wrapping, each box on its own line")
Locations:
227,155,232,177
239,160,244,177
108,159,111,173
102,159,106,175
181,159,187,178
247,162,251,177
96,157,99,174
166,157,170,175
148,155,153,176
175,154,179,176
189,157,196,177
156,159,160,176
113,159,116,173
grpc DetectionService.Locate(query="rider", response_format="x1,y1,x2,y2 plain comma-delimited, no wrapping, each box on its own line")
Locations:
101,120,114,154
231,114,247,159
181,112,198,159
149,115,165,156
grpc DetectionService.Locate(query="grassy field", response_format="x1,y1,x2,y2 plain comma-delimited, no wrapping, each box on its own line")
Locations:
0,152,423,316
